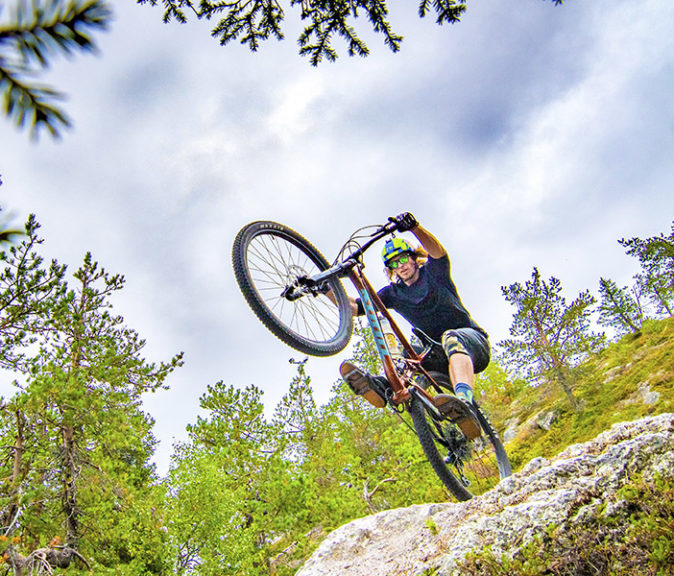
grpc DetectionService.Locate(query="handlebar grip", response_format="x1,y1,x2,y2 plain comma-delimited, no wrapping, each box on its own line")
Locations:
385,218,400,232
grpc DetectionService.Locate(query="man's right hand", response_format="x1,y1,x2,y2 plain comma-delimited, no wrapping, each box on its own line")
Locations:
391,212,418,232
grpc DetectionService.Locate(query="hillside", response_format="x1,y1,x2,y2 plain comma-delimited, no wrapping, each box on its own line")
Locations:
284,319,674,574
296,413,674,576
479,316,674,472
288,318,674,575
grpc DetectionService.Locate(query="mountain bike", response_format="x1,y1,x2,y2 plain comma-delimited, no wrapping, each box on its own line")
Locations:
232,219,512,501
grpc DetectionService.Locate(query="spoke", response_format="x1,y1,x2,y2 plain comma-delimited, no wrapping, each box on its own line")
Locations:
428,413,501,496
248,247,288,288
244,231,343,344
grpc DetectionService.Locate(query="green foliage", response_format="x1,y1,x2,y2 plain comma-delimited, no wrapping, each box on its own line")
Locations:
474,360,528,404
0,0,111,138
138,0,564,64
158,223,673,575
0,214,66,370
598,277,643,336
163,326,457,575
620,221,674,318
472,360,528,445
2,212,670,576
502,317,674,470
165,381,294,575
0,215,183,575
424,515,438,535
499,267,605,411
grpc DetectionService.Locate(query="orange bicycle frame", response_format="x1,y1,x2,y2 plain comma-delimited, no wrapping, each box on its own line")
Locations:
348,266,439,406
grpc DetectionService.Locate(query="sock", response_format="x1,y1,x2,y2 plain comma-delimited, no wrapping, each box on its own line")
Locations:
454,382,473,403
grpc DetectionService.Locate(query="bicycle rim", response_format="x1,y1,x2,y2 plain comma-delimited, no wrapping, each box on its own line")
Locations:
232,221,353,356
410,374,511,500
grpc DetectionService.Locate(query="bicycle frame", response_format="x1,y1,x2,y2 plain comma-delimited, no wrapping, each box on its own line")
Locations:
347,265,442,410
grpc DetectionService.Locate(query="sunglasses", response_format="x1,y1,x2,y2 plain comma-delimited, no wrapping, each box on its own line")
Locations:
387,254,411,269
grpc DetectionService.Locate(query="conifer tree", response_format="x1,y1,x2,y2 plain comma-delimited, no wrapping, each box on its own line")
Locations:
163,340,448,574
272,358,318,462
619,221,674,318
597,277,643,337
165,382,287,575
0,217,183,574
499,267,605,411
0,214,66,371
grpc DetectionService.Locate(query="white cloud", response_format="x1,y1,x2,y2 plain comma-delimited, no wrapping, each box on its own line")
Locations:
1,0,673,473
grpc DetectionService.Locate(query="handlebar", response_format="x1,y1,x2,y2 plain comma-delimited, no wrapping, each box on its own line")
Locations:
282,220,399,299
339,219,399,266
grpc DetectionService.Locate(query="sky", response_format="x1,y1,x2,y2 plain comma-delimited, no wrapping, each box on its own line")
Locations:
1,0,673,474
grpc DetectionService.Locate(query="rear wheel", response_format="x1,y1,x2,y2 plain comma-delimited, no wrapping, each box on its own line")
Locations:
232,221,353,356
409,373,511,501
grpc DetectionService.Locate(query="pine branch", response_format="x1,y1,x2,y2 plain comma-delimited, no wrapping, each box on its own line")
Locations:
0,0,111,138
297,0,373,65
0,66,71,137
201,0,285,49
141,0,565,62
136,0,198,24
418,0,466,25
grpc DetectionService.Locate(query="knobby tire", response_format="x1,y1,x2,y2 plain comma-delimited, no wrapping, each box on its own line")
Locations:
232,221,353,356
409,373,511,501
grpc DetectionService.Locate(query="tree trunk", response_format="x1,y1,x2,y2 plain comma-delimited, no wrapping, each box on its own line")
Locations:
533,318,582,413
2,410,26,534
605,284,641,332
652,282,674,317
61,424,80,548
552,363,581,412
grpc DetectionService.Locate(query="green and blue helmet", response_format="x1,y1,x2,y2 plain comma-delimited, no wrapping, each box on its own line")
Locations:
382,238,414,266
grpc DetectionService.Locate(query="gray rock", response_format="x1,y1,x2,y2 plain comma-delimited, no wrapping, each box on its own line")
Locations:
296,413,674,576
536,410,556,431
638,382,661,405
502,417,520,443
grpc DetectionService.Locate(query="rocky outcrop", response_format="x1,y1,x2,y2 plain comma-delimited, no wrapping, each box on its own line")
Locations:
296,413,674,576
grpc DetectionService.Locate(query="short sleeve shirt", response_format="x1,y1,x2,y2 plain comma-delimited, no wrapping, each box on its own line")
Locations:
361,255,482,340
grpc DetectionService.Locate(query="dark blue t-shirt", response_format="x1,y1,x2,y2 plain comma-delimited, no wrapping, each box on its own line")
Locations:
359,255,483,340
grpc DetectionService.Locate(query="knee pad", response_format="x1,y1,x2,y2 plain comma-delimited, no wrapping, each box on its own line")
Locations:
442,332,468,358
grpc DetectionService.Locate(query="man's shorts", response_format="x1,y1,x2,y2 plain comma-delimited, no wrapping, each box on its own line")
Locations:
441,327,491,374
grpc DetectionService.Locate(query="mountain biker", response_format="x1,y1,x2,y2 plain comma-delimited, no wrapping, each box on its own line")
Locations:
340,212,489,438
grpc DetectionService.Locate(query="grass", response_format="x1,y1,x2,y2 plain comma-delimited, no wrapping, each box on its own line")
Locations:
480,317,674,470
456,317,674,575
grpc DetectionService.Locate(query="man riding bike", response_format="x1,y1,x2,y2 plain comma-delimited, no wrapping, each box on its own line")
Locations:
340,212,490,439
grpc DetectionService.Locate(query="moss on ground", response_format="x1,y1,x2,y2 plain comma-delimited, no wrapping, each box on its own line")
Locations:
457,472,674,576
481,317,674,471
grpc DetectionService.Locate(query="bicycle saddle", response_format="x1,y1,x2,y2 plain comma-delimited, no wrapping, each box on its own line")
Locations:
412,328,449,374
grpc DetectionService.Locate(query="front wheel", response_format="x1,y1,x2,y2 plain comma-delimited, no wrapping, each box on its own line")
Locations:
409,373,511,501
232,221,353,356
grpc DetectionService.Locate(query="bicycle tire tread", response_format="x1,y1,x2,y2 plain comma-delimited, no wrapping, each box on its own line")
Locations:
232,221,353,357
